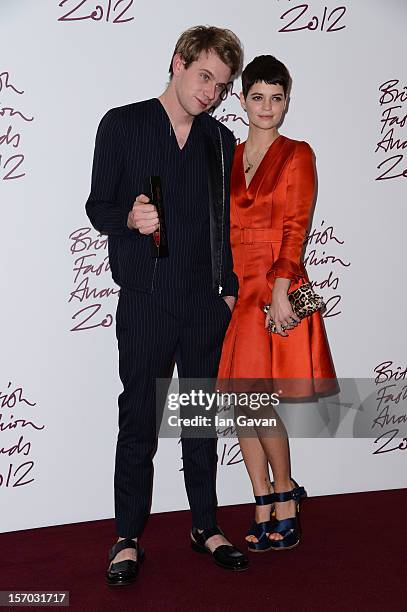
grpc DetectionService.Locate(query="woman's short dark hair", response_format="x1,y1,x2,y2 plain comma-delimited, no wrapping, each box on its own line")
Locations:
242,55,291,98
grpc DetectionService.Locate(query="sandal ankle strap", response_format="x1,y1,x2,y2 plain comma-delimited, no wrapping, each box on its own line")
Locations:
270,485,306,503
108,538,137,562
254,494,274,506
191,525,224,544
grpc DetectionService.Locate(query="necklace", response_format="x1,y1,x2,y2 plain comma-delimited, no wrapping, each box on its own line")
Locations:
244,148,264,173
244,137,279,173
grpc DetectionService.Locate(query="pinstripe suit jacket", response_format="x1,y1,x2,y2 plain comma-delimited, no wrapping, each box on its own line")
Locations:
86,99,238,297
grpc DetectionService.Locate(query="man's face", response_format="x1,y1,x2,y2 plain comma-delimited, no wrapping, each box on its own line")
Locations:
172,50,232,116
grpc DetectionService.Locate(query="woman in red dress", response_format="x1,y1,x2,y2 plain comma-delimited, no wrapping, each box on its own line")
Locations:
218,55,336,552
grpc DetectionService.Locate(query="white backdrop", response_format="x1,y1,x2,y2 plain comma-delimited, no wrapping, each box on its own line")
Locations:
1,0,406,532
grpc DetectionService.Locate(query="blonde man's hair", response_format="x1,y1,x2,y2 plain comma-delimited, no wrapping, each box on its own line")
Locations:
169,25,243,78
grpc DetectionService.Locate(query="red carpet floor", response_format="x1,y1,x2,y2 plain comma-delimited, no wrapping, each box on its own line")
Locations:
1,489,406,612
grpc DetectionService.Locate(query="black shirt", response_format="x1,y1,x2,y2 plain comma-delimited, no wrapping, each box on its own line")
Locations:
152,100,212,293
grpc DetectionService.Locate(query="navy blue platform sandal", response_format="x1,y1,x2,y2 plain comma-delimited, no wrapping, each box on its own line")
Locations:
268,480,307,551
246,494,275,553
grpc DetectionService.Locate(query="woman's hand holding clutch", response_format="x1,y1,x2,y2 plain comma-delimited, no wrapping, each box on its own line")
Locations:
265,279,300,336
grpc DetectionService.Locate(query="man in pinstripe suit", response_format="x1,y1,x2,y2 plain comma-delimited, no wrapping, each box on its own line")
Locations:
86,26,249,585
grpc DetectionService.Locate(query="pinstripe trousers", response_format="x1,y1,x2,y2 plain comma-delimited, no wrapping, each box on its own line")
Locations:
114,287,232,538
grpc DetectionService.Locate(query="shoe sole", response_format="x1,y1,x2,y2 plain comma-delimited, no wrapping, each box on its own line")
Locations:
106,578,137,587
247,545,274,553
191,541,249,571
215,560,249,571
269,539,300,551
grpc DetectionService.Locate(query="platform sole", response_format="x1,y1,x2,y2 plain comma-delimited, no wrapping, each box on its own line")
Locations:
269,539,300,551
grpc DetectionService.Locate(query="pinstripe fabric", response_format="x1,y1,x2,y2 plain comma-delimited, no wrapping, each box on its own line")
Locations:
86,99,236,538
152,106,212,294
115,289,231,537
85,99,238,295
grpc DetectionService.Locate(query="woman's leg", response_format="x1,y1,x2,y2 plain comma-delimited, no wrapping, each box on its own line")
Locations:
238,436,273,542
258,433,296,541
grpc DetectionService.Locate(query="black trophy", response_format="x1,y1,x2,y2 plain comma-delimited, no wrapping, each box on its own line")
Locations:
145,176,169,258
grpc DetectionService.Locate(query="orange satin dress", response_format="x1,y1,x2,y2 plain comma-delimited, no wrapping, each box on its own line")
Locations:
218,136,336,398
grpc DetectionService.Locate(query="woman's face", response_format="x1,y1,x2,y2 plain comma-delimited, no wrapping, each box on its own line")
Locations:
240,81,287,131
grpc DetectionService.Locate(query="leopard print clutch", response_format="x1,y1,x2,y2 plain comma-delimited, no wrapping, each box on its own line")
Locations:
263,283,325,334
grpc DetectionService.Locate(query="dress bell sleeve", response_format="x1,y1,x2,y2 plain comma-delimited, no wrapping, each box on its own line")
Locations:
266,141,316,290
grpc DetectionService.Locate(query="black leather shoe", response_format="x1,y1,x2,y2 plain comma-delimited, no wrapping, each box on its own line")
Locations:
191,525,249,571
106,538,145,586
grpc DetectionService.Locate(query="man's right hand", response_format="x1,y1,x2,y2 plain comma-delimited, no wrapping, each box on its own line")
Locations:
127,194,159,234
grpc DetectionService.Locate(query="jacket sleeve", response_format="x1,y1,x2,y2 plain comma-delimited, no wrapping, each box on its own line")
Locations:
85,108,133,236
221,129,239,297
266,141,315,290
